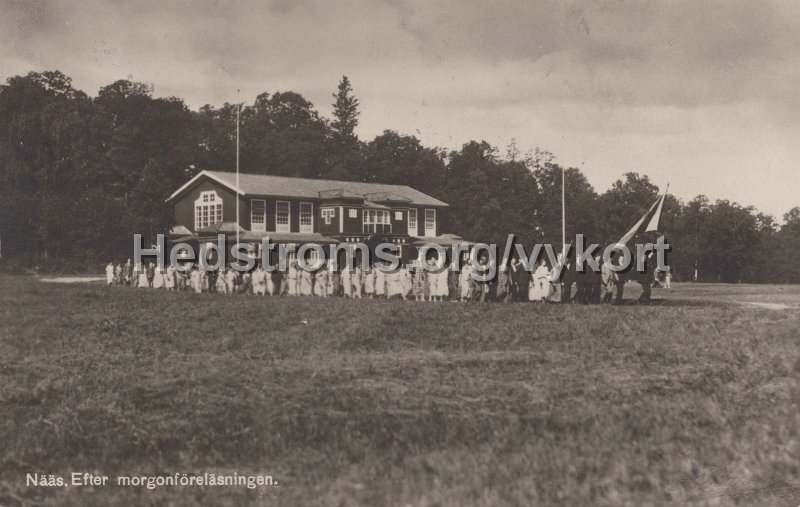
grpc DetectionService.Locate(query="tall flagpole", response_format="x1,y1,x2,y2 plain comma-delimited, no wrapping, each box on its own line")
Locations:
236,98,240,246
561,165,566,259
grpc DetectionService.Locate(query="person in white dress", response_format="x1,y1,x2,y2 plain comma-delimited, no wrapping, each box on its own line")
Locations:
287,261,299,296
164,265,175,291
364,265,375,298
459,262,473,301
341,264,352,298
152,268,164,289
252,266,266,295
105,263,114,285
387,266,405,299
314,266,328,297
191,268,202,293
529,259,550,301
374,263,386,298
299,268,313,296
436,265,450,300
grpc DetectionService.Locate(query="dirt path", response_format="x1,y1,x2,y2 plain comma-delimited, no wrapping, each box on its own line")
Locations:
38,276,105,284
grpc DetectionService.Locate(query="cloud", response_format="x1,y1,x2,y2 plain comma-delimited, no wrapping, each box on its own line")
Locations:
0,0,798,217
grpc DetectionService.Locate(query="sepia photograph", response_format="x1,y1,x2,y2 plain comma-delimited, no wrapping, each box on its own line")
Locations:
1,0,799,505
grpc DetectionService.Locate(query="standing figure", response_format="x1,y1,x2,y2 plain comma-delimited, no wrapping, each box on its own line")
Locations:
152,267,164,289
252,266,267,295
341,264,352,297
299,267,313,296
364,265,376,298
123,259,133,286
387,266,406,299
145,262,156,288
435,264,450,301
114,263,122,285
314,265,329,297
411,260,426,301
105,262,115,285
374,263,386,298
459,262,473,301
164,265,175,291
601,258,617,304
191,267,202,293
351,264,363,298
529,259,550,302
287,261,299,296
495,263,510,302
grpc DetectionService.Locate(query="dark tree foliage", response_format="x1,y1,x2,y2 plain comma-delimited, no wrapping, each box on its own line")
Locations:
0,70,795,281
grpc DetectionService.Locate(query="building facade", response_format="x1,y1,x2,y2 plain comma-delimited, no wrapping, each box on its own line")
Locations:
167,171,451,254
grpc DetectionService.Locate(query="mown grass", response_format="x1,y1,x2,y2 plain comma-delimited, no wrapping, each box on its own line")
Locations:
1,277,799,506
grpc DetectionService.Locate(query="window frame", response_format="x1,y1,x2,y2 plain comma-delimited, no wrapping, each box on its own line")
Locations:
424,208,436,237
250,199,266,232
194,190,223,230
408,208,418,235
299,202,314,233
275,200,291,233
321,207,335,225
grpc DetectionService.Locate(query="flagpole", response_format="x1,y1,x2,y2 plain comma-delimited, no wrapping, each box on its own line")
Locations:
561,165,566,259
236,99,240,246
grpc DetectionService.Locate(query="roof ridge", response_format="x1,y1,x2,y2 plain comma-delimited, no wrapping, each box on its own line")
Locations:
207,170,417,189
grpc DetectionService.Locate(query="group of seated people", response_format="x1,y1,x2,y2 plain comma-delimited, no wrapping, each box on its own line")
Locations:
106,252,640,304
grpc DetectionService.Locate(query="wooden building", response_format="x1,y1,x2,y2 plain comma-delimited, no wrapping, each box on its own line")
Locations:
166,171,451,257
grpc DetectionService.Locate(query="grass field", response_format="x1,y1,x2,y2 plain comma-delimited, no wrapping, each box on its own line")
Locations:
1,277,799,506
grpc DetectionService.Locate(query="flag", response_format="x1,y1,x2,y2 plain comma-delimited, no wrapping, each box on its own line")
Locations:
614,193,666,247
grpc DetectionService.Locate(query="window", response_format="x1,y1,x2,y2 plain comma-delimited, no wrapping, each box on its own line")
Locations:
394,211,403,221
408,208,417,235
300,202,313,233
425,209,436,236
348,208,358,218
194,191,223,230
321,207,335,225
363,209,391,234
251,199,266,232
276,201,290,232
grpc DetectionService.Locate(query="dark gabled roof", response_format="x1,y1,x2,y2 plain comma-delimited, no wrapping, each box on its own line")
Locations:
168,170,448,207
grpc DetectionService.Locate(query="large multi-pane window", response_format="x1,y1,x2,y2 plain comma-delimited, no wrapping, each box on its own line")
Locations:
276,201,290,232
424,209,436,236
408,208,417,235
194,191,223,230
363,209,391,234
299,202,313,233
251,199,266,232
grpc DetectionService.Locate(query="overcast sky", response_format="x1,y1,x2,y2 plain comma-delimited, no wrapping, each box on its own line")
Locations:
3,0,799,219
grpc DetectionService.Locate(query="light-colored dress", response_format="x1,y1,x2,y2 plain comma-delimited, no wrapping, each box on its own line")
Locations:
375,268,386,297
351,266,362,298
341,268,352,297
459,264,473,299
252,269,266,295
314,270,328,297
436,269,450,298
287,265,299,296
191,270,202,293
106,264,114,285
164,266,175,290
153,270,164,289
364,269,375,295
300,269,313,296
387,268,404,297
529,265,550,301
403,267,413,296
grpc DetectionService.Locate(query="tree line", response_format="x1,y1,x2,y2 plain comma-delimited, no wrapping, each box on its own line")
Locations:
0,71,797,283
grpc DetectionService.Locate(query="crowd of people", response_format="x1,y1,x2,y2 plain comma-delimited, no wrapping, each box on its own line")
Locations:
106,252,666,304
